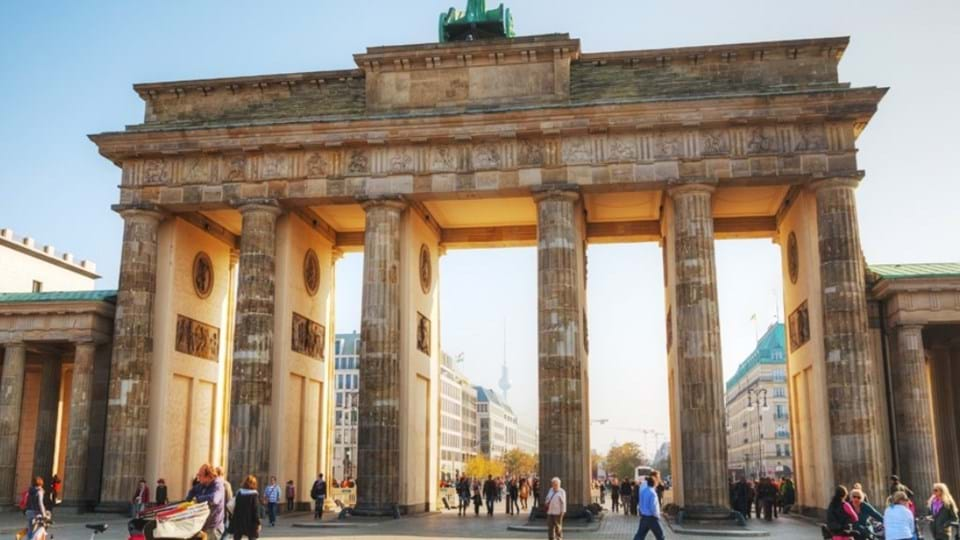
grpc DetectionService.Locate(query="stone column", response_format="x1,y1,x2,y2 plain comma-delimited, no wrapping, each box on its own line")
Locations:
0,343,26,504
534,188,591,513
930,345,959,491
355,199,405,515
33,356,63,480
101,206,163,505
668,183,729,513
228,200,282,490
63,340,97,505
891,325,937,505
813,177,884,499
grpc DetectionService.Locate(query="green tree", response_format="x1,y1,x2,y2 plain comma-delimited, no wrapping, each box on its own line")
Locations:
605,442,647,481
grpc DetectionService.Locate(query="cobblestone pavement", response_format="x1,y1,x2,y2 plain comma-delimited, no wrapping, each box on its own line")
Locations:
0,508,823,540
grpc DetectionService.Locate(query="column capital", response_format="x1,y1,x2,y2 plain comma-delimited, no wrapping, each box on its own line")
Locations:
531,184,580,204
666,180,716,198
232,198,283,216
809,174,864,193
1,341,25,352
70,337,99,347
896,323,925,333
357,195,408,212
111,203,165,223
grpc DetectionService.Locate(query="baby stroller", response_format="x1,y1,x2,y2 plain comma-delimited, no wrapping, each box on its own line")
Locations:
128,502,210,540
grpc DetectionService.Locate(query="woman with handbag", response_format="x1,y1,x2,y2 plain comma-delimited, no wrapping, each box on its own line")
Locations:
229,475,262,540
928,483,959,540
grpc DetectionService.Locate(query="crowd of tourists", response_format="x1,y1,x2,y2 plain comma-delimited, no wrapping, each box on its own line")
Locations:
449,474,540,516
824,475,959,540
599,477,666,516
729,475,797,519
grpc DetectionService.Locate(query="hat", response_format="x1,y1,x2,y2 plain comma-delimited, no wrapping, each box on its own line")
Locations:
890,475,900,482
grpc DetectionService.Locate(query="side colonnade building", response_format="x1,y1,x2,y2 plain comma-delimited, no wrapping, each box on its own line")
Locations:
0,22,957,518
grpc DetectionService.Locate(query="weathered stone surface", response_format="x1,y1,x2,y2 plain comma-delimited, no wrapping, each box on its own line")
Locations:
63,340,97,504
101,208,163,505
228,200,282,490
32,356,63,480
891,325,937,508
534,188,591,512
355,199,406,515
668,183,729,513
814,178,884,501
929,345,959,493
0,343,25,503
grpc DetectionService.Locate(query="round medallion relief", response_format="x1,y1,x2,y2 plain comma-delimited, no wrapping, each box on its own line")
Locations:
303,249,320,296
192,252,214,299
419,244,432,294
787,232,800,285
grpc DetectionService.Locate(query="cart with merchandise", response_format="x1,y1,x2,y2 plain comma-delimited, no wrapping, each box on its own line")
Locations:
128,501,210,540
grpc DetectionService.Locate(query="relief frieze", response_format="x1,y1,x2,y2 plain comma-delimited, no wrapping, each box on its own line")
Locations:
175,315,220,361
788,300,811,352
292,312,326,360
130,122,843,187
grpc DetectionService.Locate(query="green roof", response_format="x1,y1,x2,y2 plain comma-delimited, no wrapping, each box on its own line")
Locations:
725,323,786,391
0,290,117,304
870,263,960,280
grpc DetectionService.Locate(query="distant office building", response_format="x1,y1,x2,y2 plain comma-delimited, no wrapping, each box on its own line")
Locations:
332,331,360,483
725,323,792,479
440,353,480,482
476,386,519,460
0,228,99,292
518,423,538,456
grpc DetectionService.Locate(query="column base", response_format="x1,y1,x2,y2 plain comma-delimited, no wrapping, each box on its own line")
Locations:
529,504,593,521
93,501,131,514
676,506,743,526
351,503,402,518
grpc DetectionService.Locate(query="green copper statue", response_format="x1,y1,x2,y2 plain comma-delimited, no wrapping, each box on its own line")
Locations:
439,0,515,42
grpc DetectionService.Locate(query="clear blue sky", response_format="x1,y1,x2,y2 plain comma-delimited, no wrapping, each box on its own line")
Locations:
3,0,958,455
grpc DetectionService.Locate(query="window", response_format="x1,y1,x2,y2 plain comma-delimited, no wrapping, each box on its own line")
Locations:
335,411,343,426
773,387,786,398
785,444,791,456
31,280,42,293
775,404,787,419
352,374,358,389
335,339,344,355
336,392,343,407
337,374,344,389
776,444,782,457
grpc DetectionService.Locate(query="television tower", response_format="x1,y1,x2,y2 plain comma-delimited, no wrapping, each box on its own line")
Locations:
498,319,512,399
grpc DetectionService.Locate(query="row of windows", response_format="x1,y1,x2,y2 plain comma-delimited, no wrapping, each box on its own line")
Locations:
334,428,357,445
334,339,360,356
337,373,359,390
776,444,791,457
335,356,358,370
335,409,358,426
335,391,358,409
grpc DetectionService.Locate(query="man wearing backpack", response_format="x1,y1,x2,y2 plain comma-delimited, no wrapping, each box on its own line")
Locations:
310,474,326,520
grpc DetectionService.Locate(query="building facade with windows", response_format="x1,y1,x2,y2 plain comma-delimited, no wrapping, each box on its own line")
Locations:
0,228,99,293
332,332,360,483
517,423,538,456
725,323,793,480
439,353,479,482
475,386,519,460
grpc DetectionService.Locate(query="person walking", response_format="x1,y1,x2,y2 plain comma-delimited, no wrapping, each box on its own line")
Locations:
155,479,169,507
779,476,796,515
884,491,916,540
263,477,281,527
889,475,915,500
456,475,471,516
483,475,498,516
631,480,640,516
285,480,295,513
230,475,262,540
544,477,566,540
634,474,665,540
508,478,520,515
620,480,632,516
610,478,620,513
532,477,540,503
131,479,150,517
519,478,530,511
216,467,233,529
310,474,327,520
186,464,226,540
25,477,48,540
599,481,606,505
928,483,959,540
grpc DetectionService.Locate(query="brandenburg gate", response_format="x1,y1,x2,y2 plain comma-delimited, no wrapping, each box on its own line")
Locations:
76,9,898,516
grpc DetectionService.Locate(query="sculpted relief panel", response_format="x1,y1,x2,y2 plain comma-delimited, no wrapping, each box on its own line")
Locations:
175,315,220,361
125,122,854,189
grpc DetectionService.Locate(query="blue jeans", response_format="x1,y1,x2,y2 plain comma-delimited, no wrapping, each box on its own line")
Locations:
267,502,278,524
634,516,664,540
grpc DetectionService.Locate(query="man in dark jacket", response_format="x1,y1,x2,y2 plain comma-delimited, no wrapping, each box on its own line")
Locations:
482,475,498,516
310,474,327,520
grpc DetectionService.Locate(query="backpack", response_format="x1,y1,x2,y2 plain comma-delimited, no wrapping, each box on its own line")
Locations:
18,489,29,511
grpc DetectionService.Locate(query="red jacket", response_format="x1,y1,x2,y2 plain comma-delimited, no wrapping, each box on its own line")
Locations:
133,485,150,504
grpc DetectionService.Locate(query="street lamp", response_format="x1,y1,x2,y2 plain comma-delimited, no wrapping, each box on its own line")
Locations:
746,387,769,478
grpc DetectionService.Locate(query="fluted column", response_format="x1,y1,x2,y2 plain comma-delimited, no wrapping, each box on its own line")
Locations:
930,345,959,492
813,177,884,500
0,343,26,504
355,198,406,515
228,200,282,490
535,188,591,513
33,356,63,479
668,183,728,513
101,206,163,504
63,340,97,505
891,324,937,506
